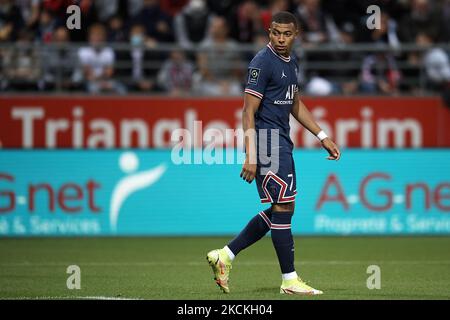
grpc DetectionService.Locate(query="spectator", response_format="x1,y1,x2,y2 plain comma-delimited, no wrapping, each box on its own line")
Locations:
229,0,262,44
415,33,450,92
75,23,126,94
41,26,77,90
94,0,145,21
0,0,447,96
260,0,290,32
94,0,121,23
294,0,330,45
97,0,163,21
1,29,41,90
160,0,189,17
441,0,450,43
305,76,338,96
174,0,212,50
293,0,339,83
329,21,362,95
359,11,400,49
194,16,243,96
416,31,450,107
0,0,24,41
35,9,58,43
399,0,441,43
157,49,194,96
16,0,41,29
359,51,401,95
321,0,362,29
41,0,68,13
206,0,238,16
127,0,145,18
133,0,174,43
117,24,160,92
107,14,127,42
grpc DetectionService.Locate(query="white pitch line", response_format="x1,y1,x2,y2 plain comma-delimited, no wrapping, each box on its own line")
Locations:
1,296,142,300
1,260,450,267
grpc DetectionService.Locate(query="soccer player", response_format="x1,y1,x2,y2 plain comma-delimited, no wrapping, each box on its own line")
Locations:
207,11,341,295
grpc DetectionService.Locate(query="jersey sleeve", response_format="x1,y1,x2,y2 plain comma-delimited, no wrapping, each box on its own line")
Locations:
244,56,272,99
293,59,300,94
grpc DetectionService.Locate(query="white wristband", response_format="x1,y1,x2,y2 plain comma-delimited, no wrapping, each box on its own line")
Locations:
317,130,328,141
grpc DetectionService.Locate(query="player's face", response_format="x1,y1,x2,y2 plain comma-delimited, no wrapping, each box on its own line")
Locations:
269,22,298,57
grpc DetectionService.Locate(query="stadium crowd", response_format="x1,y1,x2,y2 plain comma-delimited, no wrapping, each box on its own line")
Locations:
0,0,449,98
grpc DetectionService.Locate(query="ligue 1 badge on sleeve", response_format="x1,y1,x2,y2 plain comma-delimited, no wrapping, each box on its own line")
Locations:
248,68,261,85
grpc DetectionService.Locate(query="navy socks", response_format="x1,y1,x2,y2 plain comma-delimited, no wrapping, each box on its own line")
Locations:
270,211,295,274
227,209,296,276
227,208,272,256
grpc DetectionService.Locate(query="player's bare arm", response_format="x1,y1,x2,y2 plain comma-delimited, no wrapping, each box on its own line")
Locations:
240,93,261,183
291,92,341,160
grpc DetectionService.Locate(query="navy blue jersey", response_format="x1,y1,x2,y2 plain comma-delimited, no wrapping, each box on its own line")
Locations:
244,43,299,154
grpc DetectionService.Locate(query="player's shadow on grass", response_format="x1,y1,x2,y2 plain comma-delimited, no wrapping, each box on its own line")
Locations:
243,287,350,297
244,287,283,295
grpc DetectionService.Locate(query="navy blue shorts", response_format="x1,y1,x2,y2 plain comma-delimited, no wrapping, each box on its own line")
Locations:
255,152,297,204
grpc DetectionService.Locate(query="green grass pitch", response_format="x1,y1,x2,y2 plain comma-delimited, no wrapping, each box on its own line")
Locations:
0,237,449,300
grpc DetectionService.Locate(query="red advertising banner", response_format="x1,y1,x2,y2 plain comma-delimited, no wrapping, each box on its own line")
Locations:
0,96,448,148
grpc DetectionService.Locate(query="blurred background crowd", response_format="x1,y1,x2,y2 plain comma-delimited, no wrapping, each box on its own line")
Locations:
0,0,449,98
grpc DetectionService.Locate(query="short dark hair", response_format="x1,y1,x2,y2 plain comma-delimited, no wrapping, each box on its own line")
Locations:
271,11,298,30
